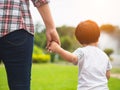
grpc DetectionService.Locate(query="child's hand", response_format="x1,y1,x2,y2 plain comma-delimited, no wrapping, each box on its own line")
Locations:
48,41,60,53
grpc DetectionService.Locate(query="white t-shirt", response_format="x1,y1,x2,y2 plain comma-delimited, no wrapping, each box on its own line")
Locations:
73,46,112,90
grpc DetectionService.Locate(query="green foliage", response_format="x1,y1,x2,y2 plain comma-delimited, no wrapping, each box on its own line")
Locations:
32,54,50,63
57,25,75,37
104,48,114,56
61,36,73,50
57,25,80,51
104,48,114,61
34,30,46,49
32,45,50,63
33,45,43,54
50,53,56,63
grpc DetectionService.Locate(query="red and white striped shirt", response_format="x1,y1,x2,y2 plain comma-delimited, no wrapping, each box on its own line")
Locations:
0,0,49,37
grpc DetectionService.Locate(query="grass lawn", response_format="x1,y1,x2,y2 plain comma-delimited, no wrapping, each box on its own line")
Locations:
0,63,120,90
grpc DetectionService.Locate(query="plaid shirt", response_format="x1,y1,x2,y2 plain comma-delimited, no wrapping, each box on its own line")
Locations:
0,0,49,37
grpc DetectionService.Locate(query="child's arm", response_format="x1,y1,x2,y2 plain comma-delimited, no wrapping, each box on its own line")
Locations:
57,47,78,64
106,70,111,80
49,42,78,64
106,59,112,80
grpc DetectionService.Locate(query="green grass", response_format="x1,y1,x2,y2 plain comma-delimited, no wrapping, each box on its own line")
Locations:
109,78,120,90
0,63,120,90
31,64,77,90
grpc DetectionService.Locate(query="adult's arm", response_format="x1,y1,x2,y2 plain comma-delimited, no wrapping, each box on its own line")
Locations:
31,0,60,47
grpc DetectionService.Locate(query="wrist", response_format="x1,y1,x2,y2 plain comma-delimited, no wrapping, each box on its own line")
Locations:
46,28,57,35
46,27,56,31
57,47,64,54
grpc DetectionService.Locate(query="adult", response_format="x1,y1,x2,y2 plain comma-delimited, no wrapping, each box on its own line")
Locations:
0,0,60,90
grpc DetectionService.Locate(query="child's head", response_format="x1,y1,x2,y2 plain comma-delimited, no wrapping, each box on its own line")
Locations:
75,20,100,45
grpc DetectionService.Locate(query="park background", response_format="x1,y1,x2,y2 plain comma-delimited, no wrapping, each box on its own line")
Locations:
0,0,120,90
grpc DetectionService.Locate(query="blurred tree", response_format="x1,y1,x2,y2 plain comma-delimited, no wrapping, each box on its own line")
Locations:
61,36,72,50
104,48,114,56
34,30,46,49
104,48,114,61
57,25,75,37
100,24,116,33
57,25,80,51
34,22,47,49
32,45,50,63
33,45,44,54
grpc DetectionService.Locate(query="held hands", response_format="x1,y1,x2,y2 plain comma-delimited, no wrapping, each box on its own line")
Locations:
46,29,60,53
46,29,60,48
48,41,60,53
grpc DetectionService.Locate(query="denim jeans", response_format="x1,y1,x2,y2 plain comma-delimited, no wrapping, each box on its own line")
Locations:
0,30,34,90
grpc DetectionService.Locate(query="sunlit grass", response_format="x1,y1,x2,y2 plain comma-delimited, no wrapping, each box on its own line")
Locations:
0,63,120,90
31,64,78,90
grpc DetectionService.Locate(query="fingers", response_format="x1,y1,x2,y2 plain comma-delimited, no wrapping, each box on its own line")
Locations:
46,41,50,49
47,47,54,53
46,32,51,49
49,50,53,53
47,48,52,53
46,41,53,53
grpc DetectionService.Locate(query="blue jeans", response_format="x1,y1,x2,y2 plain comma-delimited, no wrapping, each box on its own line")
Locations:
0,30,34,90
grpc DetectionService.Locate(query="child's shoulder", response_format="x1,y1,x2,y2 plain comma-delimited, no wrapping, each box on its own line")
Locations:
73,47,84,55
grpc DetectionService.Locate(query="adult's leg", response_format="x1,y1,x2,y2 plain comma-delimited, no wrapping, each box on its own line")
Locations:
2,30,34,90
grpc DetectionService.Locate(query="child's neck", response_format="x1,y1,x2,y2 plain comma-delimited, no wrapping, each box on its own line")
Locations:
82,42,98,47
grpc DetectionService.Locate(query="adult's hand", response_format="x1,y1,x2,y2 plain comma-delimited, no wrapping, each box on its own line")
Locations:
46,29,60,49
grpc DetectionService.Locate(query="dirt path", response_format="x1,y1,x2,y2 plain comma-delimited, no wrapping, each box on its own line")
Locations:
111,73,120,79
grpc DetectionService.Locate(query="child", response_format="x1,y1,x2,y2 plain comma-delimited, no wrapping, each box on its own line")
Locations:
48,20,112,90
